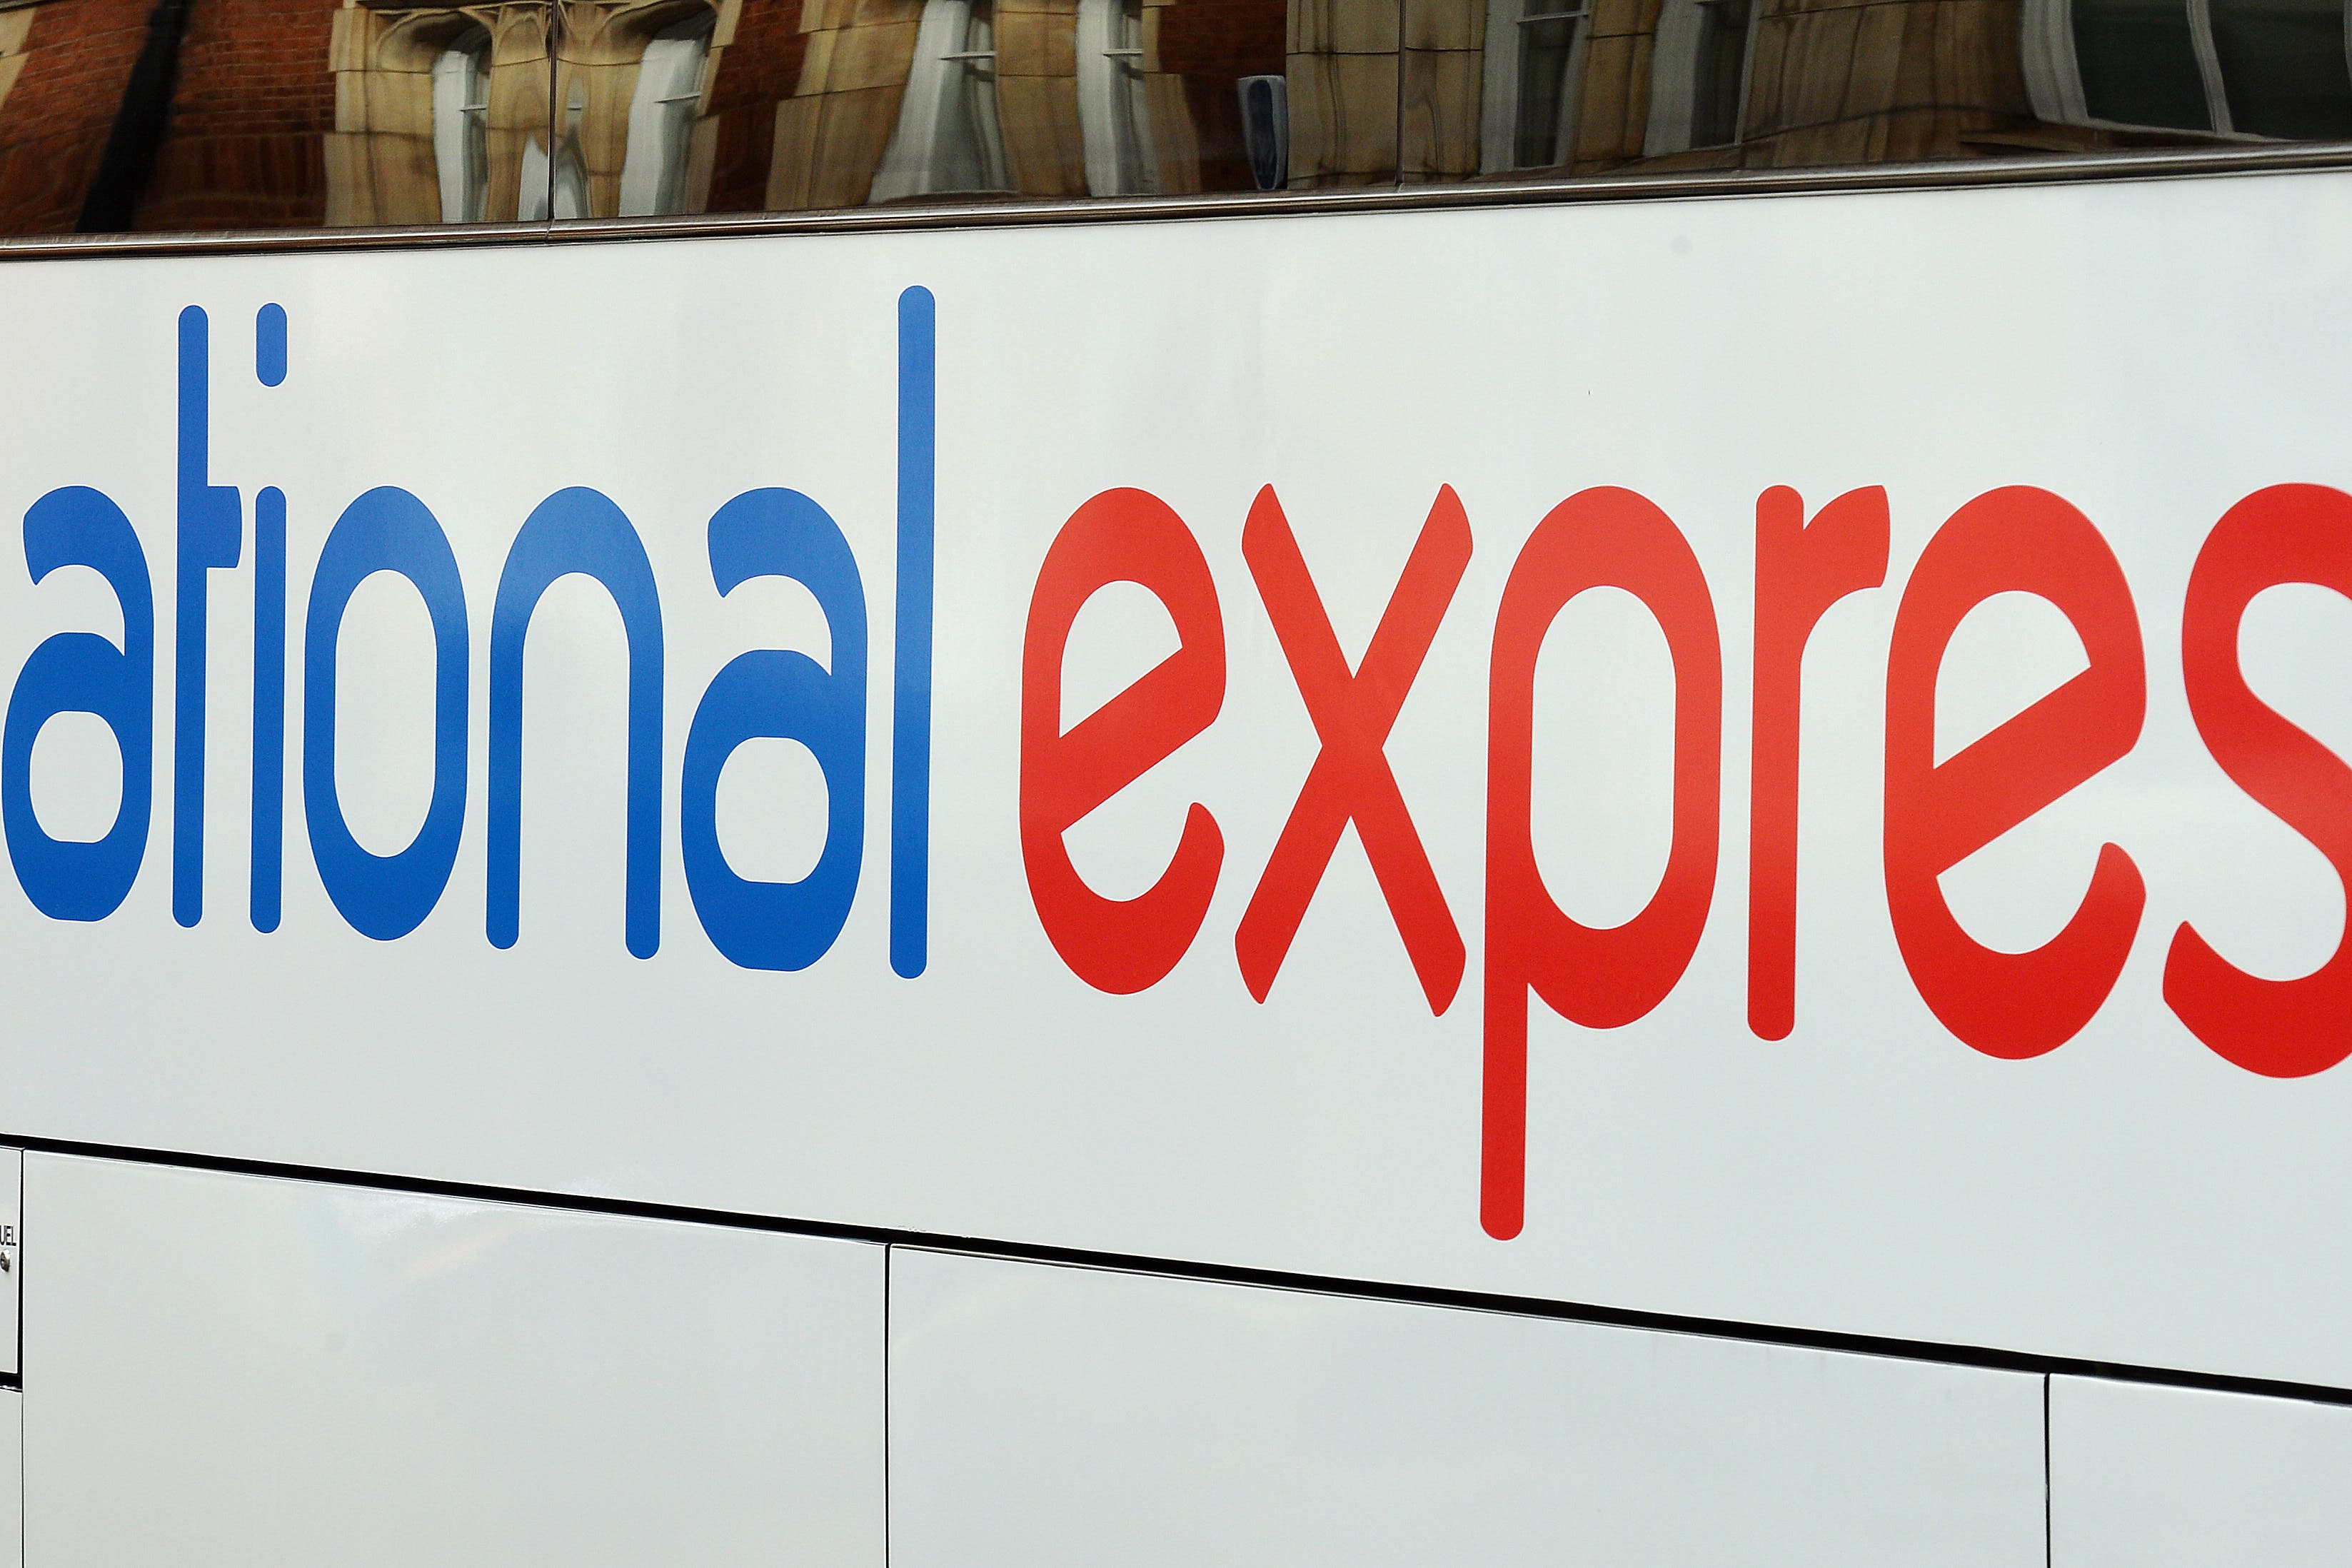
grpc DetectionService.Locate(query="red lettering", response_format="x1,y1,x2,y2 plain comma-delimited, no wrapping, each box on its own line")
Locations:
1235,485,1470,1012
1020,488,1226,995
2165,485,2352,1077
1482,488,1723,1240
1882,487,2145,1059
1747,486,1889,1041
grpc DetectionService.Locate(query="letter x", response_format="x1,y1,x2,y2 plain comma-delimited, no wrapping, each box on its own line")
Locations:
1236,485,1470,1014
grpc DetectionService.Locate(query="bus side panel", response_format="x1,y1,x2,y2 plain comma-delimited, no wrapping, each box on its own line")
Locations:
888,1246,2049,1567
18,1155,885,1565
2049,1378,2352,1567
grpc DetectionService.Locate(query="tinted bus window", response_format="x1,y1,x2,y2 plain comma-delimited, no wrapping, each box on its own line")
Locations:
0,0,2347,237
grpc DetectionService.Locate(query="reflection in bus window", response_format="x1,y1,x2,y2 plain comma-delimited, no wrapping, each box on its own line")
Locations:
0,0,2341,238
558,144,588,215
618,14,715,215
331,5,552,228
1078,0,1157,195
1687,0,1751,147
1512,0,1585,169
431,27,493,222
2211,0,2352,139
556,0,732,220
871,0,1010,200
7,0,152,232
528,76,588,219
2064,0,2211,129
1237,74,1287,188
0,0,1288,230
2034,0,2352,139
1642,0,1754,154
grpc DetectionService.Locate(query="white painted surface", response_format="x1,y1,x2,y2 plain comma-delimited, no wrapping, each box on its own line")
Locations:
889,1248,2049,1567
0,175,2346,1382
0,1392,19,1568
19,1155,885,1566
2050,1376,2352,1567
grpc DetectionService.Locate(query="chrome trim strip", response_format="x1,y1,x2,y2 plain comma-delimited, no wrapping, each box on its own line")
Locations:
3,140,2349,261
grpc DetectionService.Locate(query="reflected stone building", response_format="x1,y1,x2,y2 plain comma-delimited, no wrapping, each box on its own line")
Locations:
328,1,551,225
772,0,1278,204
328,0,748,224
0,0,2336,231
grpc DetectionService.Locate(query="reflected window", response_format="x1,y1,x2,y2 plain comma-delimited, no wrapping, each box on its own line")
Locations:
521,138,549,218
554,145,589,218
1238,74,1290,191
431,28,492,223
1480,0,1590,171
1514,0,1586,166
1688,0,1754,146
872,0,1010,200
2030,0,2352,137
1645,0,1755,153
2210,0,2352,136
620,15,715,216
1077,0,1157,195
523,81,590,221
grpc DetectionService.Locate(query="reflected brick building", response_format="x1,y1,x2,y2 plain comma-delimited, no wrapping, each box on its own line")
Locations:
0,0,2328,232
0,0,161,231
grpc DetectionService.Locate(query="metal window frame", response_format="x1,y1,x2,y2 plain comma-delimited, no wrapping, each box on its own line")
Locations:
2,140,2350,264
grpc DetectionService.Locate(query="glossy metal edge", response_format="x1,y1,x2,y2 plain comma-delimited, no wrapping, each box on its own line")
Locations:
2,140,2350,261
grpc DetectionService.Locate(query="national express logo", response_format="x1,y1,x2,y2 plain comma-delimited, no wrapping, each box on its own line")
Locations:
6,291,2351,1240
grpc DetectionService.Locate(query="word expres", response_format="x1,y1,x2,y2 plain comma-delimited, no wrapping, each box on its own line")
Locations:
1019,444,2352,1240
9,293,2349,1242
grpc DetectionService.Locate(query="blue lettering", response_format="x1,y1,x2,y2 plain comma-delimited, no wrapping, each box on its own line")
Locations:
891,285,936,980
487,488,665,958
251,485,286,932
173,305,243,927
251,305,290,933
684,489,868,973
3,488,156,921
302,487,469,940
10,293,955,975
255,303,288,389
